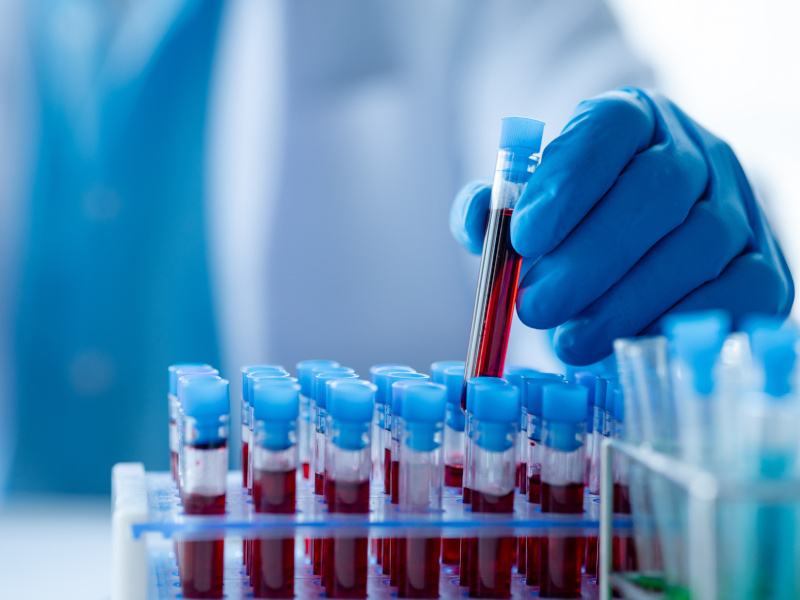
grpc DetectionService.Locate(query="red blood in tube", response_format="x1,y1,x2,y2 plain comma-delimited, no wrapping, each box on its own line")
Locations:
180,492,226,599
302,462,310,480
470,490,515,598
526,536,541,586
442,538,460,565
391,460,400,505
528,472,542,504
397,537,441,598
389,458,401,582
539,482,585,599
459,487,474,586
324,479,370,599
253,468,295,514
461,207,521,410
444,464,463,488
252,472,296,600
518,461,528,495
384,447,392,495
585,536,599,577
517,537,527,574
612,483,638,572
242,442,249,488
314,471,325,496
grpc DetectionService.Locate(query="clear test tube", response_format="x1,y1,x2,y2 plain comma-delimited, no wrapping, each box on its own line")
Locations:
169,364,217,483
396,382,446,599
504,366,541,496
462,117,544,409
177,375,230,600
539,382,588,599
297,360,340,480
387,372,430,584
323,379,376,599
251,378,300,599
242,365,289,490
521,373,563,586
310,367,356,576
441,366,466,566
610,384,637,573
469,378,519,599
573,372,597,488
370,364,415,491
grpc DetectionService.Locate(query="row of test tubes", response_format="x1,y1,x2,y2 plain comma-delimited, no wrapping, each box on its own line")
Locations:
166,359,631,599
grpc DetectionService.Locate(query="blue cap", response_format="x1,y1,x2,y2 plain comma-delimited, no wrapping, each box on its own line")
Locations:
465,376,506,414
179,376,230,444
328,379,376,451
522,373,564,417
252,379,300,451
314,368,357,410
169,364,216,396
499,117,545,154
370,363,414,381
297,359,340,396
242,365,288,402
542,383,588,452
373,366,416,404
503,366,541,390
402,382,446,452
574,372,597,405
247,372,294,407
431,361,465,384
442,366,466,432
471,380,519,452
391,372,431,418
612,386,625,424
745,317,798,398
664,311,730,396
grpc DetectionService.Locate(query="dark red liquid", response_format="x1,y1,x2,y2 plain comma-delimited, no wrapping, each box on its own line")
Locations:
391,459,400,504
242,441,249,488
390,537,401,585
312,468,325,575
585,536,598,577
180,491,225,599
518,462,528,494
463,486,472,504
460,486,473,587
251,468,295,597
528,472,542,504
324,479,370,598
396,537,441,598
444,463,463,488
383,447,392,495
540,481,585,598
462,207,522,410
470,489,515,598
442,538,460,565
302,461,310,479
526,536,541,586
612,483,637,572
517,536,526,574
314,471,325,496
170,450,179,482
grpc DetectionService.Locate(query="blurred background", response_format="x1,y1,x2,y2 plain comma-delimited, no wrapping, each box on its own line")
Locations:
0,1,797,596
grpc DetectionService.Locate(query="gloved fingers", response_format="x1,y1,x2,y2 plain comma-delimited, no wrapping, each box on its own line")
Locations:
510,88,657,259
549,198,751,365
450,180,492,255
648,252,794,331
516,138,707,329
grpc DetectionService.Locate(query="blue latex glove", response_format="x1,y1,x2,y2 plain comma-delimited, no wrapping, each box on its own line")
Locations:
451,88,794,365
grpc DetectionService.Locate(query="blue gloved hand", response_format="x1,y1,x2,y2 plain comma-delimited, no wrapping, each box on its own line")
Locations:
451,88,794,365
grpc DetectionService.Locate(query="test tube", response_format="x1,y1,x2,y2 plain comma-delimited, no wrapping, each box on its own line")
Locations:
297,359,340,480
323,379,376,599
370,364,415,492
250,378,300,599
539,382,588,599
242,365,289,490
388,371,430,584
177,375,230,600
610,384,637,573
574,372,600,578
521,373,563,586
462,117,545,408
469,378,519,598
441,366,466,565
169,364,217,483
396,381,446,598
311,367,356,575
504,366,541,495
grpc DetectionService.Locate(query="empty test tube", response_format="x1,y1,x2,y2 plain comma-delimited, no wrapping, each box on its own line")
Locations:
177,375,230,600
323,379,376,599
250,378,300,599
539,382,588,599
396,381,447,598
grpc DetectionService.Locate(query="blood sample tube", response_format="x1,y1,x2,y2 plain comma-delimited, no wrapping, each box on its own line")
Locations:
441,366,466,565
396,381,446,598
310,367,357,575
539,382,589,599
297,360,340,480
462,117,545,409
323,379,376,599
169,364,217,483
388,372,430,583
242,365,289,490
370,364,415,491
468,378,519,599
503,366,540,495
251,378,300,599
177,375,229,600
574,372,599,577
610,384,637,572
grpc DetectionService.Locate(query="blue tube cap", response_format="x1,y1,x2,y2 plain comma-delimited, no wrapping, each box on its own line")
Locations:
503,366,542,391
403,382,446,452
372,366,416,404
431,360,465,385
745,316,798,398
442,366,466,432
390,372,431,418
328,379,376,452
179,376,229,445
612,386,625,424
471,380,518,452
169,364,217,396
253,379,300,451
542,383,588,424
314,368,357,410
242,365,288,402
522,373,564,417
465,376,506,414
297,359,340,396
499,117,545,154
663,310,730,396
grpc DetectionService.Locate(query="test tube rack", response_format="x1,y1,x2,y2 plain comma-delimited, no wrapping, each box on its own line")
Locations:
599,438,800,600
112,463,633,600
